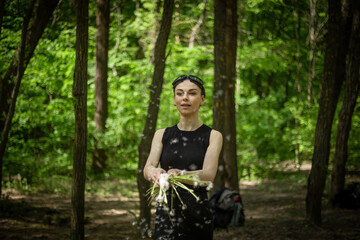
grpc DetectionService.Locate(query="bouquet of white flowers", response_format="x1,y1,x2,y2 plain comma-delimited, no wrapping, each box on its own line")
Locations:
147,171,213,212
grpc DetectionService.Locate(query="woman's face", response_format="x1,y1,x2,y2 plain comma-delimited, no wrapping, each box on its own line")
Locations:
173,80,204,115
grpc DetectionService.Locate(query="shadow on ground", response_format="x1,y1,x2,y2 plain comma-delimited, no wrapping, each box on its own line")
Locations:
1,168,359,240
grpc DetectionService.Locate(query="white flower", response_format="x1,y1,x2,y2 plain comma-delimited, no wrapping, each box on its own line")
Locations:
156,194,163,203
206,182,213,191
159,173,170,191
170,209,175,216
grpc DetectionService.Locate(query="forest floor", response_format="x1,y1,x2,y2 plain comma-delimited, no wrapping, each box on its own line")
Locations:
1,163,360,240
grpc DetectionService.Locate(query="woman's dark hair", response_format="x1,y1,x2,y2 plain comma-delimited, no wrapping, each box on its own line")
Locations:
172,75,205,97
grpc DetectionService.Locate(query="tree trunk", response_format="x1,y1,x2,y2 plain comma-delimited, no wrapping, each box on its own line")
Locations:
308,0,317,108
224,0,238,191
149,0,162,64
136,0,174,237
306,0,352,225
294,0,303,165
71,0,88,239
330,1,360,207
213,0,226,190
295,0,302,94
174,0,180,43
0,0,35,198
189,0,207,49
213,0,239,191
92,0,110,174
0,0,60,132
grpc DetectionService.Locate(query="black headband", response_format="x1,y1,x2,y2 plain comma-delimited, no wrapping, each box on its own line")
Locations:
172,75,205,97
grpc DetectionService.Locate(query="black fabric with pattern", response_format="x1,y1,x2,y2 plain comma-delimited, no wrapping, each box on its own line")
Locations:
154,124,213,240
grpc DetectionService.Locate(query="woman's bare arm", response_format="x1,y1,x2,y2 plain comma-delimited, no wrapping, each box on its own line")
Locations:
143,129,166,183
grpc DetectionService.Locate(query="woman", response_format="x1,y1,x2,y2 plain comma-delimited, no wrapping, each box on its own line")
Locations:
143,75,223,240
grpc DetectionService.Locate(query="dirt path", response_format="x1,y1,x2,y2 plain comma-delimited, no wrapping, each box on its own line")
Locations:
1,176,359,240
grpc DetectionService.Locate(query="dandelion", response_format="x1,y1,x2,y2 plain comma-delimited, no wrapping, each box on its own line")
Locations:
170,209,175,216
206,182,213,191
147,172,213,217
156,194,164,203
159,173,170,191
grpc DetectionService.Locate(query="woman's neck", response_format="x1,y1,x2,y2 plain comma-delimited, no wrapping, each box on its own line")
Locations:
177,116,202,131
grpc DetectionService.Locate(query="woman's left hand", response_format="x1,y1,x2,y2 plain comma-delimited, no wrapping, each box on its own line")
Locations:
167,168,181,176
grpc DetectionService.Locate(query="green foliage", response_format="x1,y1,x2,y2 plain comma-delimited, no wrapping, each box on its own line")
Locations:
1,0,359,193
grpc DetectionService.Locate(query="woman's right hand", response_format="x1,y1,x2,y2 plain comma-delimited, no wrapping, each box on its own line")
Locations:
150,167,166,185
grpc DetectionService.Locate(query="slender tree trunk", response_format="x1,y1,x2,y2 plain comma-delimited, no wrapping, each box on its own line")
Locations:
295,0,302,94
189,0,207,48
236,0,245,110
294,0,302,165
71,0,88,239
92,0,110,174
213,0,226,190
0,0,35,198
112,2,122,76
174,0,180,43
306,0,352,225
0,0,60,132
308,0,317,108
224,0,238,191
213,0,239,191
137,0,174,237
330,1,360,206
149,0,162,63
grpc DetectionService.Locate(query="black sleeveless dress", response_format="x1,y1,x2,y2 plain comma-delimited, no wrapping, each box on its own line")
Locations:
153,124,213,240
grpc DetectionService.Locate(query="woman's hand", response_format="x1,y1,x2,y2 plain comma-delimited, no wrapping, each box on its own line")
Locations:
167,168,181,177
150,167,166,184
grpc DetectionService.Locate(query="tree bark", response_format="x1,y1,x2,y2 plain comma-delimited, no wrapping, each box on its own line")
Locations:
294,0,303,165
0,0,35,198
92,0,110,174
0,0,60,132
71,0,88,239
189,0,207,49
330,1,360,207
308,0,317,108
223,0,238,191
295,0,302,94
213,0,226,190
213,0,239,191
136,0,174,237
306,0,352,225
149,0,162,64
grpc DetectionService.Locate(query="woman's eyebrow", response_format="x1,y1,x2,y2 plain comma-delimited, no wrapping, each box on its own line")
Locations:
176,88,199,92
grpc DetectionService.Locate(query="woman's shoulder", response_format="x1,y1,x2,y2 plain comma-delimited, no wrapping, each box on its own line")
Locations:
154,126,176,138
210,129,223,142
153,128,166,140
201,124,222,137
154,128,166,136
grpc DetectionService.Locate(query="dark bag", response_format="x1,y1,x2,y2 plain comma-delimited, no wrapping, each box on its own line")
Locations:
334,182,360,209
209,186,245,229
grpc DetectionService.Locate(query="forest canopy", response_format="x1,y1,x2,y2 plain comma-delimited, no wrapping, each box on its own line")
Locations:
1,0,359,195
